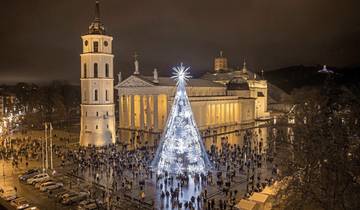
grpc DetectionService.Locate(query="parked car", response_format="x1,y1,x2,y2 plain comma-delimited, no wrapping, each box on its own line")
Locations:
77,199,94,208
57,191,77,202
48,188,67,198
10,197,30,210
62,192,88,205
0,187,17,201
36,181,54,190
35,179,54,189
3,193,17,201
79,202,98,210
77,199,99,210
27,173,50,185
18,169,40,181
40,182,63,192
0,187,16,196
24,206,40,210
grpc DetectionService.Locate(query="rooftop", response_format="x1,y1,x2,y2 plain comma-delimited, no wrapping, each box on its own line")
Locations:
140,76,225,88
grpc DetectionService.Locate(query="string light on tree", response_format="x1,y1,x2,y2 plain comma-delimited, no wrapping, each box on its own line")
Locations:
151,64,213,175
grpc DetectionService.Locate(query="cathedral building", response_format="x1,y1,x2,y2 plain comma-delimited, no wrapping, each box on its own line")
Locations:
79,0,116,146
115,52,270,145
78,2,278,148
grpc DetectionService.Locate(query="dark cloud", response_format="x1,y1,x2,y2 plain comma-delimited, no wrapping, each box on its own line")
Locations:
0,0,359,84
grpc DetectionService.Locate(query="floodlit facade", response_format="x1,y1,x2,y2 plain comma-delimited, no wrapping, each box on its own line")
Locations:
115,53,270,140
79,0,116,146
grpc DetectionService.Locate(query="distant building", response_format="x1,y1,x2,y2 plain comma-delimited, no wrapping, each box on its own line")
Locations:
0,89,16,119
79,0,116,146
0,95,4,119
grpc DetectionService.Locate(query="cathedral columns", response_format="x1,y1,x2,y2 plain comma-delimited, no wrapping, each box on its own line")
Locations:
119,95,122,126
123,95,129,127
140,95,144,129
216,104,220,124
235,102,241,123
228,103,232,123
153,95,158,130
232,103,237,123
225,103,228,123
130,95,135,129
222,103,226,124
146,95,151,129
233,103,236,122
213,104,216,124
222,103,225,123
220,104,224,124
225,103,229,123
207,104,211,126
215,104,220,124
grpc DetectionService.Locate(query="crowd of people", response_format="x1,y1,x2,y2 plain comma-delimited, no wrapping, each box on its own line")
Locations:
56,127,278,209
0,126,279,210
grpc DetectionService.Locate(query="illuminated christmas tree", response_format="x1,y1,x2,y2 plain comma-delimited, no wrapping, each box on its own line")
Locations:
151,64,213,175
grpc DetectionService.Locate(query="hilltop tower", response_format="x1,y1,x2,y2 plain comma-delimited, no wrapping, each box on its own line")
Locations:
79,0,116,146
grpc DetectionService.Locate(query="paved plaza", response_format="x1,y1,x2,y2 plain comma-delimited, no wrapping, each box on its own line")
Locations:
0,126,277,209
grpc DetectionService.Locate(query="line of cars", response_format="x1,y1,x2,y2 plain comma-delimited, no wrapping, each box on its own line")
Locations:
23,171,64,192
0,186,38,210
18,168,103,210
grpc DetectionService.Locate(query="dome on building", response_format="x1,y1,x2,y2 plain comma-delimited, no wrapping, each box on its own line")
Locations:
227,77,249,90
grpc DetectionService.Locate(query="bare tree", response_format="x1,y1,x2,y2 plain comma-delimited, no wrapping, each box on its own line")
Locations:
272,76,360,210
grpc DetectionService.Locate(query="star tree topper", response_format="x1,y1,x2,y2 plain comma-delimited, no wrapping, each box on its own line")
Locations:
171,63,191,86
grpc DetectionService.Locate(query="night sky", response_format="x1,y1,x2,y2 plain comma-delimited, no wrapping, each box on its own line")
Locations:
1,0,359,84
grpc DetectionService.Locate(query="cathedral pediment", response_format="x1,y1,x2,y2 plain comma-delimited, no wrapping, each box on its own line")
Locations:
116,75,155,88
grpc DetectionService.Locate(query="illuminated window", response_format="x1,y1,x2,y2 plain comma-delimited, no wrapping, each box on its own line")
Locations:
93,41,98,52
105,64,109,77
94,89,98,101
94,63,98,78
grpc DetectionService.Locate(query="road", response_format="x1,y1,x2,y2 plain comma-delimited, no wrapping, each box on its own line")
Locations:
0,159,68,210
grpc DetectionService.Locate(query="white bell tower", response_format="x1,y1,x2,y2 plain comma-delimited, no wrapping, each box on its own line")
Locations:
79,0,116,146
